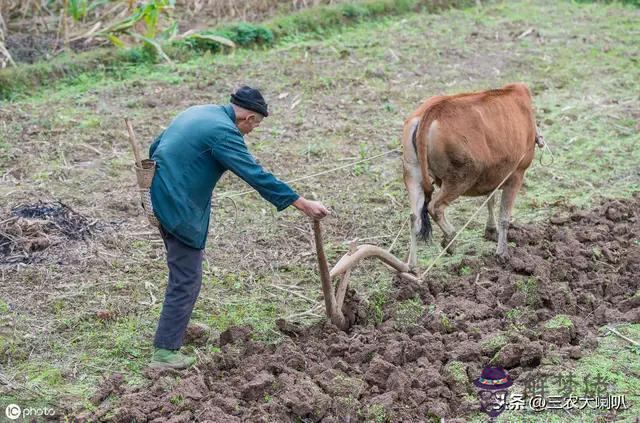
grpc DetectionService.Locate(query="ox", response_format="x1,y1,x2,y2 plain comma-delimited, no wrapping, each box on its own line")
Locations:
402,83,540,263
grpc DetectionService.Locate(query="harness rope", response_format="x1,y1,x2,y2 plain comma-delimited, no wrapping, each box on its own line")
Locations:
388,213,410,253
539,142,555,166
215,148,402,200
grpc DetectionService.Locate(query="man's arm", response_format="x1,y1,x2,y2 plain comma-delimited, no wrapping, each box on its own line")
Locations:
211,132,328,218
211,132,299,211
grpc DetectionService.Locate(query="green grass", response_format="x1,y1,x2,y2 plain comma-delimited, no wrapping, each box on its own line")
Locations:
481,333,509,355
0,0,638,419
365,402,388,423
0,0,475,101
544,314,574,330
516,277,541,308
393,296,425,330
445,361,468,385
367,278,394,326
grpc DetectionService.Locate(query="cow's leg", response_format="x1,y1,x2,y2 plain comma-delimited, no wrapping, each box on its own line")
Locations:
403,159,424,268
484,194,497,241
408,213,418,268
427,182,466,254
496,174,524,259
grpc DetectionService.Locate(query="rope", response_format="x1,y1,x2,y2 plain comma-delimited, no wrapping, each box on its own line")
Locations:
539,142,555,166
388,213,410,253
215,148,401,200
420,150,528,279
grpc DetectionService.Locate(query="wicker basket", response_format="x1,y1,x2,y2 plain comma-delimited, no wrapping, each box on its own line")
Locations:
135,159,159,227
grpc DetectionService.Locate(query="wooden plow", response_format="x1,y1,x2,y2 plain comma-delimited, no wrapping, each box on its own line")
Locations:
312,218,420,331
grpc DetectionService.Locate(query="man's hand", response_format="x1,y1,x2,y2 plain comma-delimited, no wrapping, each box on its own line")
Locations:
293,197,329,219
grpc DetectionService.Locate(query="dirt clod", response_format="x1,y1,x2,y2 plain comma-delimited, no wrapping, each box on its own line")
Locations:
219,325,252,346
183,323,210,346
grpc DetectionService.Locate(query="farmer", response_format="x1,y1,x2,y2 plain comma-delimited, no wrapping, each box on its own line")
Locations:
148,86,329,369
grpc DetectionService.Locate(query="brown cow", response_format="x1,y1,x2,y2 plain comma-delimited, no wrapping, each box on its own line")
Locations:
402,83,540,263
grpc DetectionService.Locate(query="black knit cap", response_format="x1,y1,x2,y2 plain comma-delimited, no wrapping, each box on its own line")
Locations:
230,86,269,117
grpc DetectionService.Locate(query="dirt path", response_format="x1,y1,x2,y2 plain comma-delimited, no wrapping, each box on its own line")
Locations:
84,195,639,422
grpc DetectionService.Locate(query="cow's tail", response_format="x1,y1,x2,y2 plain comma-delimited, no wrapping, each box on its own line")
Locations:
412,104,440,242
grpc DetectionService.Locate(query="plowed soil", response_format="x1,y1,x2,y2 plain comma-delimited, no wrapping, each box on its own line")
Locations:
85,194,640,422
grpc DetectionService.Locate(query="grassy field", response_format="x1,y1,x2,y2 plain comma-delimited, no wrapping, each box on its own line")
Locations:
0,0,638,420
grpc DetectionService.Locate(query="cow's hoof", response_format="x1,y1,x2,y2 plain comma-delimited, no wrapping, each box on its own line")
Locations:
496,250,510,264
484,226,498,242
441,238,455,255
407,264,419,274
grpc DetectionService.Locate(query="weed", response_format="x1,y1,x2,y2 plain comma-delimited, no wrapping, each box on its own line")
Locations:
353,142,371,175
366,403,388,423
440,313,455,333
368,290,388,326
169,393,184,405
591,247,603,260
516,277,540,308
444,360,468,385
459,265,473,276
506,308,523,322
393,296,424,330
544,314,574,330
186,23,273,53
481,334,508,355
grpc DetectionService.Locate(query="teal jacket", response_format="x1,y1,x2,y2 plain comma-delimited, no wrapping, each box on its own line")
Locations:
149,104,299,249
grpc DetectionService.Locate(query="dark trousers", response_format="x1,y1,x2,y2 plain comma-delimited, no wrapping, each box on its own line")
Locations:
153,227,204,350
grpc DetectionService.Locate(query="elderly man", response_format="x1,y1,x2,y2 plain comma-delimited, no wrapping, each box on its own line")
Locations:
148,86,328,369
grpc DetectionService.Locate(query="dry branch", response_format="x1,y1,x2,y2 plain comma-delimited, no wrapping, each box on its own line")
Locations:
0,17,15,68
606,326,640,347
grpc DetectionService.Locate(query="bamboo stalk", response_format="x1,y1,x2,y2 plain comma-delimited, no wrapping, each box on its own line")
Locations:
124,118,142,168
